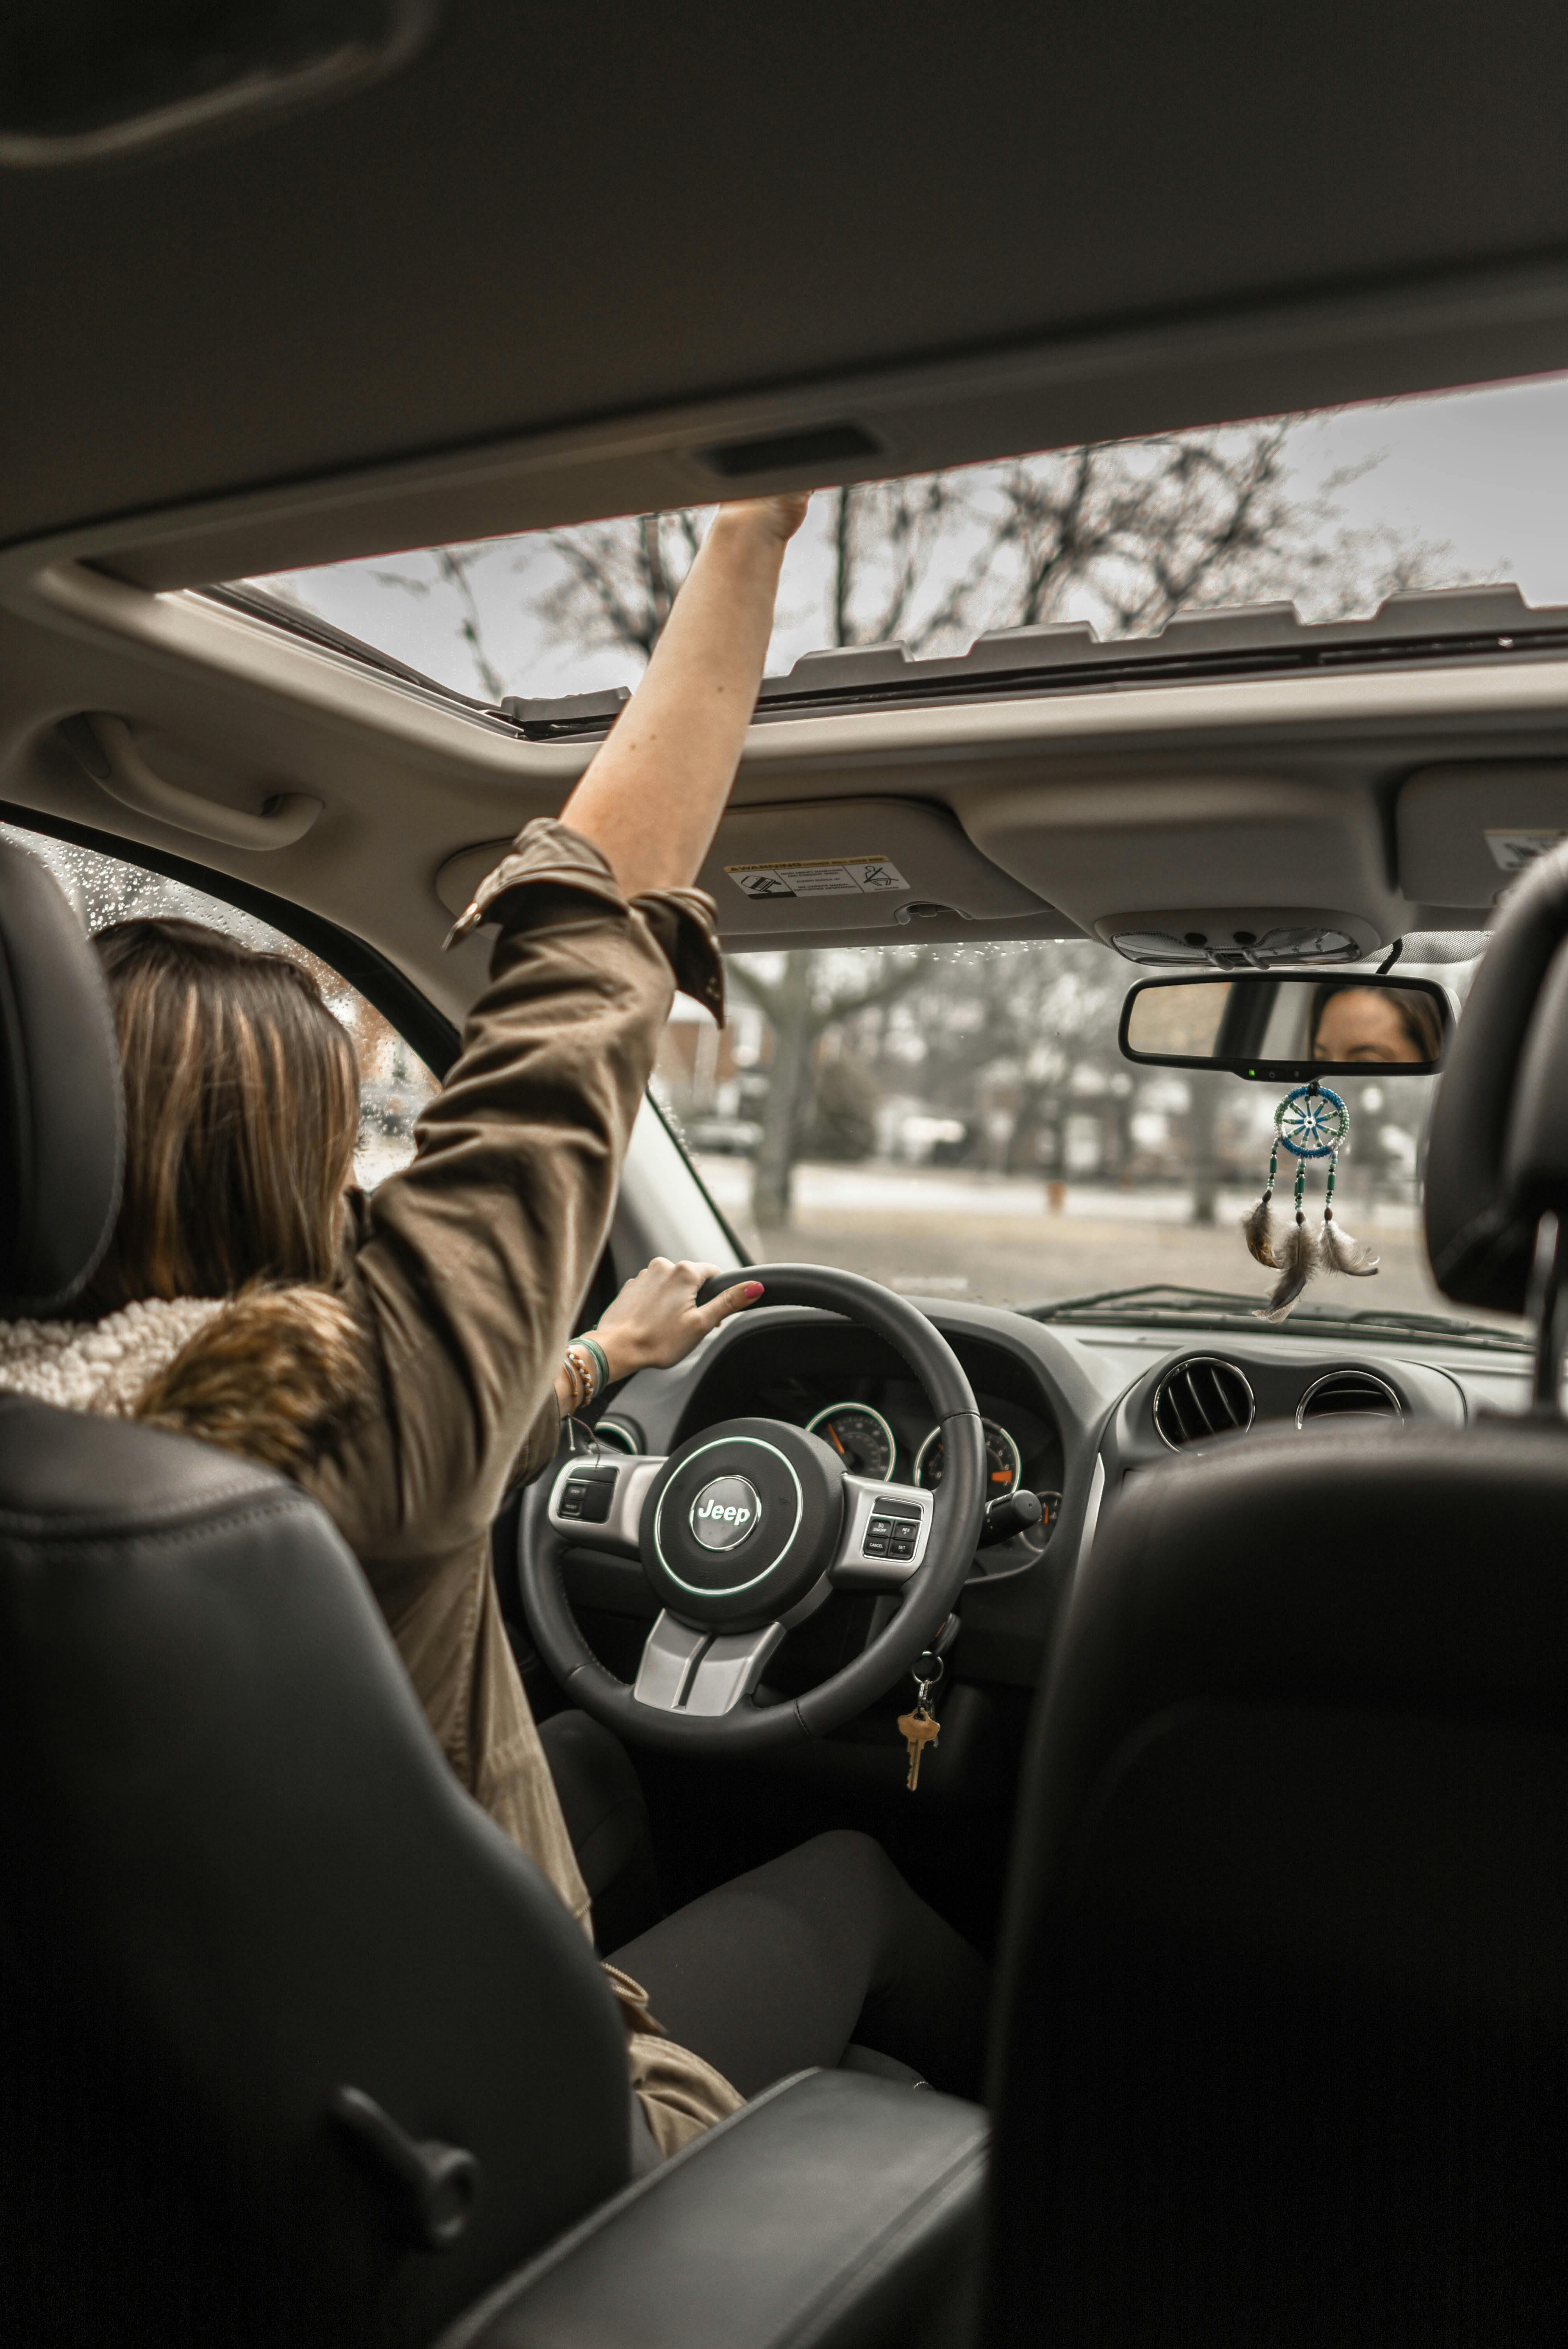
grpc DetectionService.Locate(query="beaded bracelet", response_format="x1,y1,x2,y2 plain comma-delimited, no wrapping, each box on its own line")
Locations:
562,1342,604,1416
560,1347,593,1415
574,1333,611,1394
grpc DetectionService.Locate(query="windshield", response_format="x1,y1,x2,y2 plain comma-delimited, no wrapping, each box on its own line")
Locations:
656,936,1527,1344
244,369,1568,705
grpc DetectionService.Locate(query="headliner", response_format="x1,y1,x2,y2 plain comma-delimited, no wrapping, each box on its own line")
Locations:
5,2,1568,576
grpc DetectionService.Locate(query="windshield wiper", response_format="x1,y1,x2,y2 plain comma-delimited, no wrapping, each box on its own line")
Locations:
1026,1283,1531,1352
1281,1303,1531,1351
1030,1284,1259,1323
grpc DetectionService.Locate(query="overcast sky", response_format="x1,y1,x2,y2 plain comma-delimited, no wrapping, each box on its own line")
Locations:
262,369,1568,705
1292,371,1568,593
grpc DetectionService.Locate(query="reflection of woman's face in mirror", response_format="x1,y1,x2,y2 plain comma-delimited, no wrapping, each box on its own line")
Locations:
1311,987,1425,1065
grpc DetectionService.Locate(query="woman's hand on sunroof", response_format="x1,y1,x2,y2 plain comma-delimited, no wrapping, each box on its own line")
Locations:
718,491,813,542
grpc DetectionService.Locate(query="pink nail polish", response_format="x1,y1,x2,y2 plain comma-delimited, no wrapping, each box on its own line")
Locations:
742,1281,766,1299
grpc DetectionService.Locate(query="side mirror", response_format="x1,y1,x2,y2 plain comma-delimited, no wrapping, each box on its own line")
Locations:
1119,973,1451,1079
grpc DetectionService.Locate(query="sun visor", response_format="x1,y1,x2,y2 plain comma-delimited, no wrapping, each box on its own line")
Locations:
434,798,1049,941
960,776,1401,964
692,798,1048,937
1397,766,1568,907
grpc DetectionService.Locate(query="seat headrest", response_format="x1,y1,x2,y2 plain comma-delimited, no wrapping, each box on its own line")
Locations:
0,839,121,1311
1425,840,1568,1314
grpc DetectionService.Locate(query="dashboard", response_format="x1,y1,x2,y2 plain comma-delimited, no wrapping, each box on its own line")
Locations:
554,1297,1533,1701
652,1313,1068,1579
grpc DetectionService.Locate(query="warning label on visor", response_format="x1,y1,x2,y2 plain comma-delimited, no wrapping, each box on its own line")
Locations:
725,856,911,900
1486,828,1568,873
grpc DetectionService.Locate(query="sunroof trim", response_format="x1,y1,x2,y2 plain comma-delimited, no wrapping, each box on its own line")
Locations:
496,581,1568,740
191,583,524,736
184,574,1568,751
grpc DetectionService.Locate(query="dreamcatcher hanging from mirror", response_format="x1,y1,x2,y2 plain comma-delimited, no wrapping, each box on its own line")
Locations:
1242,1081,1379,1321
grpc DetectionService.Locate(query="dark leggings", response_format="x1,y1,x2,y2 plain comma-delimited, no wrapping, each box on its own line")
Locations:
609,1826,991,2101
535,1710,981,2095
538,1706,989,2101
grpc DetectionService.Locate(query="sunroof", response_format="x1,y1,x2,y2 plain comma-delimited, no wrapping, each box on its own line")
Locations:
238,372,1568,709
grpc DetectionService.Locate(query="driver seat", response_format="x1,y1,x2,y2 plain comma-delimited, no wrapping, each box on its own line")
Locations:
982,845,1568,2347
0,838,985,2349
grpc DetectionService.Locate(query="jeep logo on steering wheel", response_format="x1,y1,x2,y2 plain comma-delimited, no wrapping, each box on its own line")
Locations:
688,1474,762,1550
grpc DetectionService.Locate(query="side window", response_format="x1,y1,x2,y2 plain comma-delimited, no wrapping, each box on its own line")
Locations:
0,823,438,1189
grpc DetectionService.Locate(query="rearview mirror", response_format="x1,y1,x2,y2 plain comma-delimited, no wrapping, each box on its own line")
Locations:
1119,973,1451,1078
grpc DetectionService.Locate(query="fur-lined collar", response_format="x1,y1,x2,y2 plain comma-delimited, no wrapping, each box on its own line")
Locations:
0,1288,368,1477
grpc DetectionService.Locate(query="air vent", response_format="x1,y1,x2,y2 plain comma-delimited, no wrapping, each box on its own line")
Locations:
1296,1371,1403,1426
1153,1358,1255,1450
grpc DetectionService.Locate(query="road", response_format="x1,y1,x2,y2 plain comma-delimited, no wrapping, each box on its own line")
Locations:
691,1155,1471,1321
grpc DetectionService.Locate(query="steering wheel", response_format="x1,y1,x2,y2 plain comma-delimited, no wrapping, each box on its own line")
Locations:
518,1265,986,1752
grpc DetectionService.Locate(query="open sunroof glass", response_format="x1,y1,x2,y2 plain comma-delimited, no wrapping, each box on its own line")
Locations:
219,369,1568,722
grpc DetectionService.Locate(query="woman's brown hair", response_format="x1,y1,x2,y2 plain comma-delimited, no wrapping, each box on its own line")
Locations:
89,918,360,1308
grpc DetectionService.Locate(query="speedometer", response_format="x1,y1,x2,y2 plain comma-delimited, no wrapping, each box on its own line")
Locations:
806,1401,897,1482
914,1417,1022,1496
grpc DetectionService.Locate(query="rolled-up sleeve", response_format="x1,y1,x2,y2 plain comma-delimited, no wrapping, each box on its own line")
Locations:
315,818,723,1585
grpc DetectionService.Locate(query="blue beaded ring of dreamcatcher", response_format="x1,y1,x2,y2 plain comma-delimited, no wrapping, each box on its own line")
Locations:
1241,1080,1378,1322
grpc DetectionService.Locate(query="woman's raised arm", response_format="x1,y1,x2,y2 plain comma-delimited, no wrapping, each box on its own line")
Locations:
325,494,812,1571
557,493,810,898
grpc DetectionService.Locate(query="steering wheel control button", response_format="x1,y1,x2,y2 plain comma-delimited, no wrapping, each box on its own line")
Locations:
557,1469,616,1523
828,1475,935,1586
641,1416,846,1630
689,1475,762,1549
868,1499,921,1558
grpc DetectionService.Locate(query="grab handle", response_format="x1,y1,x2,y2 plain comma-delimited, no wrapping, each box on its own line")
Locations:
66,715,322,851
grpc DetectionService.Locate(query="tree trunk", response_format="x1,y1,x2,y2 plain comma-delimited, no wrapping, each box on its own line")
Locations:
750,955,819,1230
1003,1082,1050,1175
1188,1070,1222,1226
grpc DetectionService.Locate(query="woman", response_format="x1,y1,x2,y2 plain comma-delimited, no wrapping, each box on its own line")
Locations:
0,494,987,2155
1309,982,1444,1066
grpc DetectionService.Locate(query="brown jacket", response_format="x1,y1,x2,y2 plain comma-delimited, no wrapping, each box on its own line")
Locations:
141,818,743,2153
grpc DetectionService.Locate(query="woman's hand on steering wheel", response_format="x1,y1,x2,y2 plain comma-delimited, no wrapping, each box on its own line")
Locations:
587,1259,766,1383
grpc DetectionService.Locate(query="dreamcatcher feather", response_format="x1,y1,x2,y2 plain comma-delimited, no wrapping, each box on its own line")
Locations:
1261,1215,1320,1322
1241,1137,1282,1267
1320,1218,1379,1276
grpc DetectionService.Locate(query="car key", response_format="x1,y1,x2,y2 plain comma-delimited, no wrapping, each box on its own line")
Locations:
898,1703,941,1789
898,1652,944,1790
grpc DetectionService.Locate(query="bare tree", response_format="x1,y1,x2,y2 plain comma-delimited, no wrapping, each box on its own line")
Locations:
528,426,1458,674
730,949,932,1226
533,510,706,661
365,545,511,701
953,428,1456,642
878,943,1128,1176
988,428,1311,633
825,479,980,650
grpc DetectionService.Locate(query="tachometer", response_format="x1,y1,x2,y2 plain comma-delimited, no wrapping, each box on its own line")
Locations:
914,1417,1023,1496
806,1401,897,1482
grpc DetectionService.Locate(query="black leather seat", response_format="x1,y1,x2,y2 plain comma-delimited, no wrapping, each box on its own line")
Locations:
0,839,985,2349
983,847,1568,2347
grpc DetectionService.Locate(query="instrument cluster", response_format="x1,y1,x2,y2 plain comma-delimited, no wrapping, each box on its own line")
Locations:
805,1401,1024,1498
799,1388,1062,1554
672,1321,1068,1562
